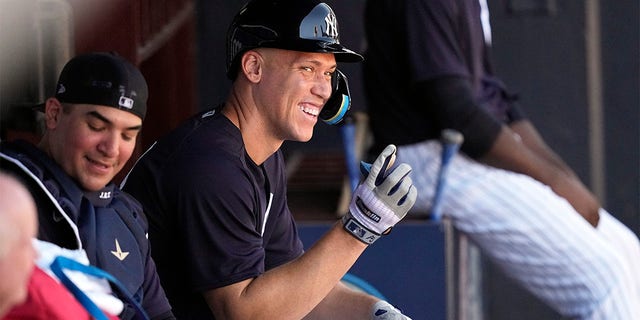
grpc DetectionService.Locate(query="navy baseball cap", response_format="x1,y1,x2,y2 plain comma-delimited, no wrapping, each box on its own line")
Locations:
36,52,148,120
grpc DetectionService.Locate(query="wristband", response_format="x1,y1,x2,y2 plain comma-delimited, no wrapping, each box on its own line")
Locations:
342,211,381,244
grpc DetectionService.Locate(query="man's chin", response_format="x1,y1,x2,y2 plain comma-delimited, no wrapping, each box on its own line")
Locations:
298,129,315,142
79,175,111,192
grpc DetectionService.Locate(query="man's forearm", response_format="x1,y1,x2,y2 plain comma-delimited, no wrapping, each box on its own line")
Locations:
205,223,367,320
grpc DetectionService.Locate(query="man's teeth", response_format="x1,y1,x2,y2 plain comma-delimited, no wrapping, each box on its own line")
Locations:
300,106,319,116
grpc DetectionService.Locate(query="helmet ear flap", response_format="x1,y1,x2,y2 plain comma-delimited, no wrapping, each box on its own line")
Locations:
320,69,351,125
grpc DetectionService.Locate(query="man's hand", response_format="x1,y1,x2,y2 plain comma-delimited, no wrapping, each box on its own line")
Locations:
549,173,600,226
342,144,417,244
371,300,412,320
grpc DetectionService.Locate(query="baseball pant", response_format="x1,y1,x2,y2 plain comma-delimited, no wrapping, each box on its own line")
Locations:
398,140,640,319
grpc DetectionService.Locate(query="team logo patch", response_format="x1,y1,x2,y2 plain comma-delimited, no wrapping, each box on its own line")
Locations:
110,239,130,261
323,12,338,39
119,96,134,109
345,219,377,244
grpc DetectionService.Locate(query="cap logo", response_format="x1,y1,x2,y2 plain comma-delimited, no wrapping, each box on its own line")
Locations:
119,96,134,109
228,28,243,65
57,84,66,94
324,12,338,39
299,4,340,42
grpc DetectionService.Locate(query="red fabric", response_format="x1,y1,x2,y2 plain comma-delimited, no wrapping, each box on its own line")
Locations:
2,266,118,320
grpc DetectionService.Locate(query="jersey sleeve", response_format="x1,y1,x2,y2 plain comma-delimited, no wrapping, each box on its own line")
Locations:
405,0,509,158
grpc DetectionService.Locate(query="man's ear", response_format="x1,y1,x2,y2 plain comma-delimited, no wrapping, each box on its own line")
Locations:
240,50,263,83
43,98,63,129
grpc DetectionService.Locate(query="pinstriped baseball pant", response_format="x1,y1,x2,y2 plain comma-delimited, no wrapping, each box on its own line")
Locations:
398,140,640,319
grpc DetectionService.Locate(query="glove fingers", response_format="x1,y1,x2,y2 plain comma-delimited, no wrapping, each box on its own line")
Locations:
376,164,416,220
366,144,397,187
391,176,414,206
371,300,412,320
398,185,418,216
346,144,417,243
376,163,412,196
375,152,396,186
382,174,415,211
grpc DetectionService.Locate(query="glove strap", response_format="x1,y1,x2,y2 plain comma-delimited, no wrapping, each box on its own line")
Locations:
342,212,381,244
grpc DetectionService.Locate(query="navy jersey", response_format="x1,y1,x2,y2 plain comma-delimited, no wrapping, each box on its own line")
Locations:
123,109,304,319
0,140,173,320
364,0,524,158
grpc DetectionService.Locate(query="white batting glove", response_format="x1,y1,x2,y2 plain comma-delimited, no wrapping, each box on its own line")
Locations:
342,144,417,244
371,300,412,320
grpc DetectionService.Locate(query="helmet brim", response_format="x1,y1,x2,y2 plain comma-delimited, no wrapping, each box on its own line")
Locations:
262,39,363,62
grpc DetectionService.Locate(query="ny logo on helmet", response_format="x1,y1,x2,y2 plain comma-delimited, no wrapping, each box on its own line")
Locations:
324,12,338,39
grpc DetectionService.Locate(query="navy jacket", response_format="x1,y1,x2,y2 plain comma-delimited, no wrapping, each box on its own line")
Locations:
0,140,174,320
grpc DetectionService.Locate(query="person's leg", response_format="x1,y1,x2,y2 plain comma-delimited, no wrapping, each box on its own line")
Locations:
397,141,637,319
595,209,640,296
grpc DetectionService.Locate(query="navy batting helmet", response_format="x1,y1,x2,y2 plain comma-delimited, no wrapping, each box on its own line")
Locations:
226,0,362,124
226,0,363,78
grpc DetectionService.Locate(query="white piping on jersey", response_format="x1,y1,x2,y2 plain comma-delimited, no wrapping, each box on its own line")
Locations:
479,0,492,46
0,152,83,249
261,192,274,237
201,109,216,118
121,109,216,189
119,140,158,188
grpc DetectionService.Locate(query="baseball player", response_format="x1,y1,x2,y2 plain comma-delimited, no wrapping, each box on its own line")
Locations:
0,52,175,320
122,0,417,319
363,0,640,319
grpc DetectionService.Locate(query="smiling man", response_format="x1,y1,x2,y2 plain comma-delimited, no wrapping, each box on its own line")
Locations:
0,52,175,320
122,0,417,319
